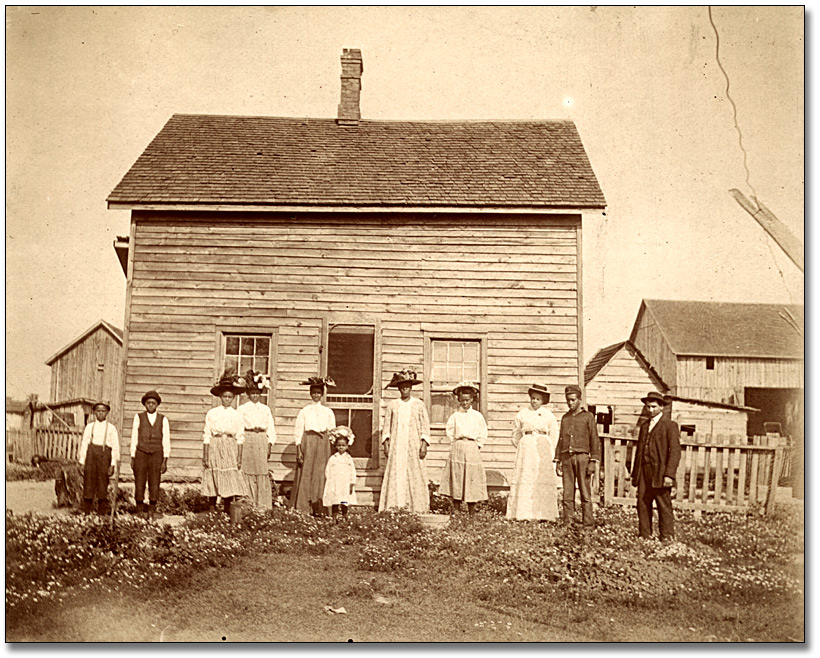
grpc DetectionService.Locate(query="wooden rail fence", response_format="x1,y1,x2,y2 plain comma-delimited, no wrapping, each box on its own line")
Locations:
602,431,784,514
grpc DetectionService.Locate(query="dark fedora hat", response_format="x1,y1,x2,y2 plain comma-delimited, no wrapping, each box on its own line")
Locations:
527,384,551,402
141,390,162,405
640,391,668,406
385,369,422,389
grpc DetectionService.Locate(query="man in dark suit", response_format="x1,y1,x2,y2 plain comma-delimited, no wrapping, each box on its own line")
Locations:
630,391,681,541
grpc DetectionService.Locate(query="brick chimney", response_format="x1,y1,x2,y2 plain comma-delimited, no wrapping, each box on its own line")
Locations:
337,48,363,126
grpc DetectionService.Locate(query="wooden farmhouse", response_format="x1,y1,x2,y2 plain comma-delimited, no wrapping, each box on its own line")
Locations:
584,340,757,437
629,299,803,437
106,49,606,502
36,320,124,429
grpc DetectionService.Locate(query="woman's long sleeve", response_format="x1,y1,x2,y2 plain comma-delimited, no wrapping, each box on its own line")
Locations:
511,412,523,448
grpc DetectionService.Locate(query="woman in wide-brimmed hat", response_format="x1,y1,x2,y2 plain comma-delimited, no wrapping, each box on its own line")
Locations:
506,383,560,521
201,372,250,513
289,376,337,516
379,369,431,513
439,382,488,515
237,370,277,509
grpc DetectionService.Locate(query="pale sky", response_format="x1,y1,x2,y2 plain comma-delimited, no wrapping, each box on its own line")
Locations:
5,6,805,401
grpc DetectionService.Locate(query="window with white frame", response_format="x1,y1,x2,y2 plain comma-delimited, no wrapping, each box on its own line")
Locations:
221,334,272,405
430,339,481,424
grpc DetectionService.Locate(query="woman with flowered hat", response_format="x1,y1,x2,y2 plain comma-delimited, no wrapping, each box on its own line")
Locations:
379,369,431,513
201,372,250,513
323,425,358,522
506,384,559,521
238,370,277,509
289,376,337,516
439,382,488,515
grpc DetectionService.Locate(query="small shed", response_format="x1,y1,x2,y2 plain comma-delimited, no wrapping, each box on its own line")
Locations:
584,340,754,437
5,398,31,431
44,320,124,430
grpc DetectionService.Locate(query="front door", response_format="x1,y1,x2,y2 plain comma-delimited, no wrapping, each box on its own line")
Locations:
324,323,380,470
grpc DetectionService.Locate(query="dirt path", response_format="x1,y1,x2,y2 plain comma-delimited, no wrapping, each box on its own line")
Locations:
5,480,71,517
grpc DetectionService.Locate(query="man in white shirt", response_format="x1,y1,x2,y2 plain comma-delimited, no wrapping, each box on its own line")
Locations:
79,401,120,514
130,390,170,520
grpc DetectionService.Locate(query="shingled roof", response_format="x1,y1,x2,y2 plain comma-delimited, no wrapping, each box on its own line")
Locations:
630,300,804,359
107,114,606,209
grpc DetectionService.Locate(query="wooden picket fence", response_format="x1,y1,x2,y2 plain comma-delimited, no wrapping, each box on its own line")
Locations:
6,427,84,464
603,430,784,514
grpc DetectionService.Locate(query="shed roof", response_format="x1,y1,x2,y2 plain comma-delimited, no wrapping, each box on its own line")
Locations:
6,398,30,414
107,114,606,209
45,320,123,366
584,340,668,389
631,300,804,359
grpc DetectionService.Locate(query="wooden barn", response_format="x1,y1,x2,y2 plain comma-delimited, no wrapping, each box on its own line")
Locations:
106,49,606,502
40,320,124,428
584,340,756,437
629,299,803,437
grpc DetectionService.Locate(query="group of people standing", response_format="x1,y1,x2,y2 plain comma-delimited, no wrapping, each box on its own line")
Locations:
76,366,681,539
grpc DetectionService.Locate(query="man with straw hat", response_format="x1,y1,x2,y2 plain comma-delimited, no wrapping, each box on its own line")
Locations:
629,391,681,541
78,400,120,515
129,390,170,521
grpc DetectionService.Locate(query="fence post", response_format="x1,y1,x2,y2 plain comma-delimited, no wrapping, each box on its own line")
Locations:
603,435,614,506
765,442,784,515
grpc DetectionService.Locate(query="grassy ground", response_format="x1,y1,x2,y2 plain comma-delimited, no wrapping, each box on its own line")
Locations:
7,543,803,642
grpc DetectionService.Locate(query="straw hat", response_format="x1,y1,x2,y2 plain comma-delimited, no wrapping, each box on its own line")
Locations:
527,384,551,402
452,381,480,397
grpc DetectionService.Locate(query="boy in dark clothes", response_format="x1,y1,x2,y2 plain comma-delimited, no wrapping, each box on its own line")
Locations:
129,390,170,520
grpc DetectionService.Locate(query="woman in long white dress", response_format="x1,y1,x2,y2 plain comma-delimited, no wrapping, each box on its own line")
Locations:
379,369,430,513
238,370,277,509
506,383,560,521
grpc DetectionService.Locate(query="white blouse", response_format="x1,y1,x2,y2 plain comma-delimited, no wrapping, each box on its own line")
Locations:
293,402,336,445
511,406,559,450
445,408,488,448
237,400,277,445
203,405,245,445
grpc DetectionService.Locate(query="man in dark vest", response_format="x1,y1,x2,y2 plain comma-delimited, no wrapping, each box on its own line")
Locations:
130,391,170,520
630,391,681,541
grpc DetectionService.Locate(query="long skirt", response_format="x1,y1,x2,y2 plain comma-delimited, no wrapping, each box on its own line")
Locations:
439,439,488,503
241,430,272,509
290,431,331,513
201,433,250,499
506,433,559,520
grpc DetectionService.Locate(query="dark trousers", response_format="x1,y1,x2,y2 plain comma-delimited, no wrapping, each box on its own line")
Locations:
83,444,112,511
561,453,594,527
636,467,675,540
134,449,163,504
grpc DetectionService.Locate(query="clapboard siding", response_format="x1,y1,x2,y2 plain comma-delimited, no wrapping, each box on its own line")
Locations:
669,400,749,436
630,306,678,393
122,211,582,494
585,344,664,432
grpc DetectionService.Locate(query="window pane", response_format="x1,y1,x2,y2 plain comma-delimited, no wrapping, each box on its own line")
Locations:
240,338,254,355
464,364,479,381
255,337,270,356
447,366,461,383
432,364,447,383
254,357,269,374
431,392,459,425
239,356,254,375
224,355,238,373
463,342,478,361
327,325,375,395
225,336,240,355
432,341,447,362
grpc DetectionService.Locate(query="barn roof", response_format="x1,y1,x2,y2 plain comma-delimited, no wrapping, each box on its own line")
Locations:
631,300,804,359
45,320,123,366
107,115,606,210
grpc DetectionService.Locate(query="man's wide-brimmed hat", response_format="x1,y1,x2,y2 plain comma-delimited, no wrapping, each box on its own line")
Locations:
141,390,162,405
527,384,551,401
329,425,355,446
301,376,335,389
92,400,111,412
385,369,422,389
245,370,270,394
452,381,480,397
640,391,669,406
210,371,245,397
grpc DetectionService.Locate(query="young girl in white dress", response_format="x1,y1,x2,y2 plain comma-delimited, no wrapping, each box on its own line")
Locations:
323,426,357,521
